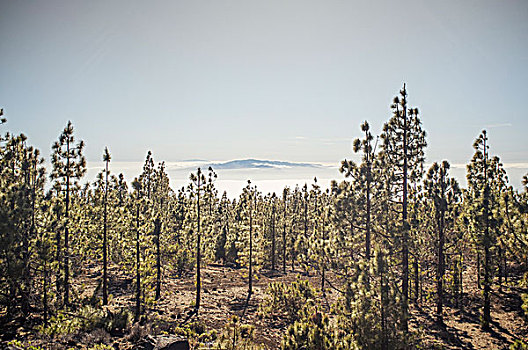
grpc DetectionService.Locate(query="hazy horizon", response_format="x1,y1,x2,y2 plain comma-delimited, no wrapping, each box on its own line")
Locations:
78,157,528,198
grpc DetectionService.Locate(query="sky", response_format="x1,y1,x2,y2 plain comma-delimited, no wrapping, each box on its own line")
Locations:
1,0,527,193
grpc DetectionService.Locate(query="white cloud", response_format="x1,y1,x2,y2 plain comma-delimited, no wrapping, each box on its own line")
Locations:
484,123,512,128
443,162,528,169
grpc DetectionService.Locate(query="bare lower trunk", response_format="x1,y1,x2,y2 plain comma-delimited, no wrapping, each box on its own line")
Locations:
247,197,253,306
135,203,141,322
282,223,286,274
196,189,201,313
413,258,419,303
271,203,276,271
43,258,49,325
155,219,161,300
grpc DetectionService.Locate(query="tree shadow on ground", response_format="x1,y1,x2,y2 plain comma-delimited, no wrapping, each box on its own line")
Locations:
413,306,476,349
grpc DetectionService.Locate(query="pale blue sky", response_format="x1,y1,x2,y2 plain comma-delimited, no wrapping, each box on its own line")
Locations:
1,0,527,187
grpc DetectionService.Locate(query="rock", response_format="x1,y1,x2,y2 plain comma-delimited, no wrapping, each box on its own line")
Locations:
225,262,238,269
142,335,156,350
156,336,190,350
142,335,190,350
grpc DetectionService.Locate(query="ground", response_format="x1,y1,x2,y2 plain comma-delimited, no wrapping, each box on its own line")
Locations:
1,262,527,349
409,268,527,350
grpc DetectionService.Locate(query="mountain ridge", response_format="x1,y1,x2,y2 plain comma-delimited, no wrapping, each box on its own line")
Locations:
206,158,323,170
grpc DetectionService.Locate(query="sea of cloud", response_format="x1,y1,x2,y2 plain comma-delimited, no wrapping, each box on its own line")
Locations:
81,159,527,198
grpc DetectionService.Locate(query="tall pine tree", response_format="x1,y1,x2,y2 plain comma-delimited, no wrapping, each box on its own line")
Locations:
380,84,426,332
50,121,86,307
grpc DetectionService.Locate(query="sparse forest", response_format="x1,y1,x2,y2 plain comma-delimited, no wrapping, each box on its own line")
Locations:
1,85,528,350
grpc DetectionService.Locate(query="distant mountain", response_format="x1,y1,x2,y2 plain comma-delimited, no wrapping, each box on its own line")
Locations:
207,159,322,170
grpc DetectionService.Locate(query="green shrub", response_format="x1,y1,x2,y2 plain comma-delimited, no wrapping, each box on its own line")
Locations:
7,340,45,350
522,293,528,321
511,340,528,350
107,308,133,333
40,306,132,336
258,277,317,322
216,315,265,350
88,345,114,350
281,302,358,350
176,247,193,276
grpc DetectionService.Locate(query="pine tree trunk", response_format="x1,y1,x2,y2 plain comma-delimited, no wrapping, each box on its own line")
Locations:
504,253,508,285
498,245,503,292
64,139,70,307
64,225,69,306
482,141,491,329
483,242,491,328
437,180,446,324
477,251,481,289
135,202,141,322
282,221,287,274
365,144,372,289
102,160,108,306
155,218,161,300
56,207,62,300
437,224,445,324
247,195,253,305
413,258,419,303
453,257,460,308
271,202,276,271
303,196,308,276
283,193,287,274
290,211,296,272
22,170,37,316
402,101,409,333
421,265,425,304
321,217,325,296
380,251,388,350
43,257,49,325
459,250,464,311
196,187,201,313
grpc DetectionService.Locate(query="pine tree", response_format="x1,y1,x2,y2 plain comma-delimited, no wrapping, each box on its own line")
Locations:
152,161,170,300
215,192,229,264
202,167,219,266
131,177,143,322
37,209,53,325
341,120,380,288
308,178,324,290
425,161,461,324
380,84,426,332
50,121,86,307
282,187,289,274
241,180,258,305
468,130,492,329
467,130,506,329
319,190,330,296
304,184,310,274
102,147,111,305
271,193,277,271
0,108,6,147
0,129,45,317
289,186,301,271
189,167,207,314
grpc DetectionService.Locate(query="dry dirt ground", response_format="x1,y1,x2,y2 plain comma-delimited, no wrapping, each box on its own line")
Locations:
409,267,528,350
2,262,527,349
